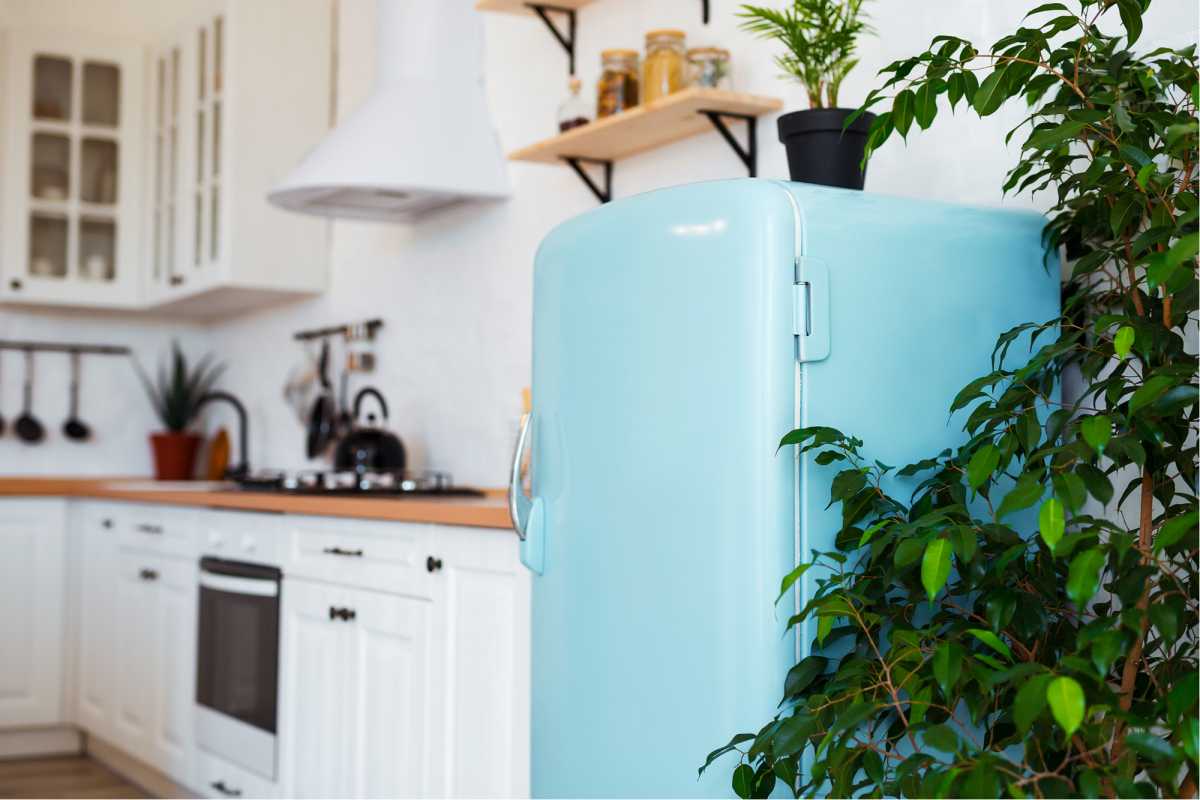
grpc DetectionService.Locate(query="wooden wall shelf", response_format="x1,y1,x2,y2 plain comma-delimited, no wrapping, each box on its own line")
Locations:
475,0,593,14
510,88,781,164
508,88,782,203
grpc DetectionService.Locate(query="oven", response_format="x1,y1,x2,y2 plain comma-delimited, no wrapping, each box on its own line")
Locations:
196,557,282,780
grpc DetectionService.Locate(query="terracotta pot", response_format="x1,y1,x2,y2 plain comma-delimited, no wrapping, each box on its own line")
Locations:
149,432,202,481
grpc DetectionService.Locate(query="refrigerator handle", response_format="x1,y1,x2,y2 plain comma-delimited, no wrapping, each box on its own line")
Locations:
508,412,533,540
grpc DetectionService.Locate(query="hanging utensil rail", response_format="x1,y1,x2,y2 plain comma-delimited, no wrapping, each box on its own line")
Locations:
0,340,131,356
293,319,383,342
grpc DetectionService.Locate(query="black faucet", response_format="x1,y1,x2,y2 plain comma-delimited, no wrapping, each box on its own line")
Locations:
197,391,249,480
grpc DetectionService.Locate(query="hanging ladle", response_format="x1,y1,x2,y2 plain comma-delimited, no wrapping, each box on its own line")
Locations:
14,350,45,444
63,351,91,441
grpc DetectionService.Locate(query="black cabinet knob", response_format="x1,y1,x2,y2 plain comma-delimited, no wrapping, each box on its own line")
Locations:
9,279,21,291
426,556,443,573
101,519,113,529
211,780,242,797
323,546,364,557
328,606,357,622
139,568,159,581
169,275,184,286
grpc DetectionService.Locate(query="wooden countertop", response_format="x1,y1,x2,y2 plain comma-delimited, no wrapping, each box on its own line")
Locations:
0,477,513,530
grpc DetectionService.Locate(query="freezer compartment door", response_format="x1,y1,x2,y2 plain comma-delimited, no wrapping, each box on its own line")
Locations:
529,179,800,797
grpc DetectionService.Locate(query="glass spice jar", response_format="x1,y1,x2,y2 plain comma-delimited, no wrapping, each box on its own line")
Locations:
597,49,639,119
642,29,686,104
557,76,591,132
686,47,732,90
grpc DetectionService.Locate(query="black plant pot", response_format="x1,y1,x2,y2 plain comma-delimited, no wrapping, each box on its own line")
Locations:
777,108,876,190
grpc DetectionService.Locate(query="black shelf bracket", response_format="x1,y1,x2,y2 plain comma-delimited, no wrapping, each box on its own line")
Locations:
561,156,613,203
699,110,758,177
702,0,710,23
526,3,577,75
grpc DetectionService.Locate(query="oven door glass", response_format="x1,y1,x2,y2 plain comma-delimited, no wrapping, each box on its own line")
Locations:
196,558,281,734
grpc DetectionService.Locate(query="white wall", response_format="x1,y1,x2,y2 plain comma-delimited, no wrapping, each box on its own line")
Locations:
2,0,1196,483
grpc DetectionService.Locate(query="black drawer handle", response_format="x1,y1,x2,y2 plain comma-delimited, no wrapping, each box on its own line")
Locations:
101,518,113,529
139,568,159,581
426,556,443,573
323,546,363,557
136,523,164,535
169,275,185,286
328,606,357,622
211,780,241,797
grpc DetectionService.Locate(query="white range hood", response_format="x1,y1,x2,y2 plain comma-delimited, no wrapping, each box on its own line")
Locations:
268,0,510,222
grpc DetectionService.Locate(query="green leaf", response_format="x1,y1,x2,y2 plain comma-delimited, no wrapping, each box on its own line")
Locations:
1014,673,1051,733
893,89,915,137
1038,498,1065,553
829,701,876,735
1046,676,1085,736
1025,119,1088,149
1125,731,1178,762
923,723,959,753
1052,472,1087,513
699,733,755,774
777,562,812,602
1148,603,1180,646
1154,511,1199,553
1130,375,1176,416
895,538,924,568
1117,0,1143,44
1077,464,1113,506
914,82,938,130
968,628,1013,661
933,643,963,697
817,613,834,645
732,763,755,799
967,444,1001,489
1113,326,1135,359
921,538,953,602
997,475,1044,520
1135,162,1155,189
784,656,827,698
1113,100,1135,133
1067,548,1105,606
973,66,1009,116
1080,415,1112,454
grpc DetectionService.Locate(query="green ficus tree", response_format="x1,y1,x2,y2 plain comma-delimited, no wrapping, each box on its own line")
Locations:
703,0,1198,797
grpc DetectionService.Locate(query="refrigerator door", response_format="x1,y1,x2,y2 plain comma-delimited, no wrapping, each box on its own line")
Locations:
781,182,1061,657
529,181,801,797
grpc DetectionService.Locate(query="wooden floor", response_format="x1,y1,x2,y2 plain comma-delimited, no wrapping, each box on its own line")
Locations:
0,756,150,799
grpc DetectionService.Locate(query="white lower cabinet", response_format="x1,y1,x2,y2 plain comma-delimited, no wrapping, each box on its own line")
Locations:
0,498,529,800
279,579,433,799
0,499,67,727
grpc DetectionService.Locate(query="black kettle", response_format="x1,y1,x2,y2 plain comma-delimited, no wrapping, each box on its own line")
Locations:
333,387,406,474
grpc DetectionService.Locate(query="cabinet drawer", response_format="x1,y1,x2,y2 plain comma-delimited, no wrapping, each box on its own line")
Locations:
118,504,198,559
283,517,432,597
195,749,278,799
198,510,284,566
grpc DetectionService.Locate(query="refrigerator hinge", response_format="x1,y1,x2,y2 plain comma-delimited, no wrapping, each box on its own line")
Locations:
792,281,810,336
794,257,830,362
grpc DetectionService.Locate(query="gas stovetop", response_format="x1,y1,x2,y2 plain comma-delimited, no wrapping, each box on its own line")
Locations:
234,469,483,497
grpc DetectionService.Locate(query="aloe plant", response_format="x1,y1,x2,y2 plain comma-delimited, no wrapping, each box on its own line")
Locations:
137,341,225,432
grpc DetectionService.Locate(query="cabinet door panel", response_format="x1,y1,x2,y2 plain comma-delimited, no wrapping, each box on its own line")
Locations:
347,588,431,799
112,552,158,758
76,507,118,736
150,557,197,785
279,580,350,798
0,500,66,727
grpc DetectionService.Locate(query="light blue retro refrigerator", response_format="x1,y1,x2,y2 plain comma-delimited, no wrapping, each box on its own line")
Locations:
508,179,1059,797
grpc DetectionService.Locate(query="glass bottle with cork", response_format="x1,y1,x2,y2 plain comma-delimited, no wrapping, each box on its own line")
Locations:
557,76,591,132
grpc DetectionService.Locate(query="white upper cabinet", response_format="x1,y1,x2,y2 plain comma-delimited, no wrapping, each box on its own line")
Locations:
1,30,145,308
0,0,331,316
146,0,331,316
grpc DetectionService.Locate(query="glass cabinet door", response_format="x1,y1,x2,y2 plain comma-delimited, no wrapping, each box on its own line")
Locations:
3,32,144,306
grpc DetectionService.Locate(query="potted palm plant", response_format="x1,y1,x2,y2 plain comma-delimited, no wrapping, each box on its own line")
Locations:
137,342,225,480
739,0,874,189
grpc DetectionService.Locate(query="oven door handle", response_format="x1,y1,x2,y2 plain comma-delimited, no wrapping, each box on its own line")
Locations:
199,571,279,597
